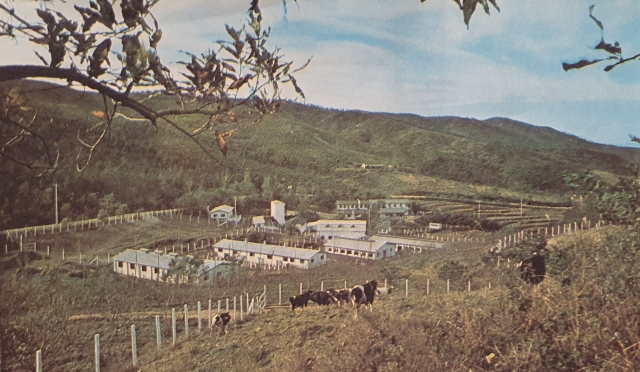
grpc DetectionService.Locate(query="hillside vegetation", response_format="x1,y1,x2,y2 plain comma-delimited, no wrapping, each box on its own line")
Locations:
2,80,639,231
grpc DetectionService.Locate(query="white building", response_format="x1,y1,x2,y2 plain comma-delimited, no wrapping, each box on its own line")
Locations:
271,200,286,225
112,248,231,283
371,235,446,253
324,237,396,260
213,239,326,269
210,205,235,221
336,198,411,220
307,220,367,241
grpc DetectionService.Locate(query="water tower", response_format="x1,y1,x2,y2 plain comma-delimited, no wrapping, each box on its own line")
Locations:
271,200,285,225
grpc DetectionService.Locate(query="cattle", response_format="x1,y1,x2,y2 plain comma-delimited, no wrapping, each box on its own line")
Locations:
211,312,232,335
351,280,378,318
336,289,352,306
289,290,313,311
310,290,338,306
519,253,546,285
376,285,394,296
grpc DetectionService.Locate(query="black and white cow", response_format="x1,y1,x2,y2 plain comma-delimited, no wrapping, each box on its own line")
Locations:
350,280,378,318
211,312,232,335
310,290,338,306
335,289,352,306
289,290,313,311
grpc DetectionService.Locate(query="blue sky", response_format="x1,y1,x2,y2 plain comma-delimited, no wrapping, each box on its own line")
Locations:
2,0,640,146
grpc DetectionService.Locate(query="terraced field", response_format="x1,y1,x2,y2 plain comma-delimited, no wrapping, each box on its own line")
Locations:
416,197,569,231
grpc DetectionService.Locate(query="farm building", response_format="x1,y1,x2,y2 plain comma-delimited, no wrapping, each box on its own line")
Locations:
209,204,242,226
252,215,281,232
112,248,232,283
336,198,411,219
371,235,446,253
307,220,367,241
324,237,396,260
213,239,326,269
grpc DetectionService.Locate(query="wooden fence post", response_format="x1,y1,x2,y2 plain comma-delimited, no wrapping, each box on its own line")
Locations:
36,349,42,372
299,282,302,295
172,308,177,346
197,301,202,332
321,281,324,291
208,299,213,330
226,298,229,312
279,284,282,305
233,296,237,322
405,279,408,298
427,279,430,295
344,280,347,290
447,279,450,293
240,294,244,321
156,315,162,351
184,304,189,339
95,334,100,372
468,280,471,292
131,324,138,367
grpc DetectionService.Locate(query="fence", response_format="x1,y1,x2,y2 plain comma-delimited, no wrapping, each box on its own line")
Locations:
2,208,186,242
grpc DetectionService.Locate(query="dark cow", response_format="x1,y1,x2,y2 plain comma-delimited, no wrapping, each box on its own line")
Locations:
289,290,313,311
310,290,338,306
351,280,378,318
335,289,352,306
211,312,232,335
519,254,546,285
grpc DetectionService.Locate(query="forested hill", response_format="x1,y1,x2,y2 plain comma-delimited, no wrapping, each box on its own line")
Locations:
1,80,639,229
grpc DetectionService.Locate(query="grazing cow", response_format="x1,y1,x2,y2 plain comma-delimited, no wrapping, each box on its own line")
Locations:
336,289,352,306
519,254,546,285
351,280,378,318
211,312,232,335
289,290,313,311
310,290,338,306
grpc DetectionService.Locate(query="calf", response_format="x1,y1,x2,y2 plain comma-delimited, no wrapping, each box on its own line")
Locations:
351,280,378,318
310,290,338,306
211,312,232,335
289,290,313,311
376,285,395,296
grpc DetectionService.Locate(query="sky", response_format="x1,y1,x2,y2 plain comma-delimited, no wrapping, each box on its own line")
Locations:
2,0,640,146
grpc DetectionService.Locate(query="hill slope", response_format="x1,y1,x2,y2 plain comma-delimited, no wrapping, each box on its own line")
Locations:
1,80,639,229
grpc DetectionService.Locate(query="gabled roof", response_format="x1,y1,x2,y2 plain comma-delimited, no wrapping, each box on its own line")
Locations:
371,235,446,249
203,259,231,271
112,249,174,269
211,205,234,213
325,237,391,253
213,239,321,260
308,220,366,228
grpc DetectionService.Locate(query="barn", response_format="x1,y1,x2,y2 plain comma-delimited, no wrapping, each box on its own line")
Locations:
112,248,232,283
307,220,367,241
113,248,172,281
324,237,396,260
371,235,447,252
212,239,326,269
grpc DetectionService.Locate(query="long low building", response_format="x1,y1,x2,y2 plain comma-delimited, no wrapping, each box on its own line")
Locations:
112,248,231,283
307,220,367,240
371,235,447,252
325,237,396,260
213,239,326,269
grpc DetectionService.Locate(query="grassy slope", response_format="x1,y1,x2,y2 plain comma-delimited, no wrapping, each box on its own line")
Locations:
3,224,639,371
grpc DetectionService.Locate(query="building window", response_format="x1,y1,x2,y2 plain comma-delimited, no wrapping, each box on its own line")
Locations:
283,257,288,262
328,236,333,240
118,261,123,268
130,263,135,270
321,255,325,260
369,253,374,258
250,252,255,257
218,248,223,252
327,248,333,252
141,265,147,272
267,254,273,259
154,267,159,274
347,250,352,255
233,250,238,255
300,259,305,263
310,258,315,263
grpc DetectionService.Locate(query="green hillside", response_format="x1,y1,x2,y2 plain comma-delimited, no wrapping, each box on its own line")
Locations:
1,80,639,230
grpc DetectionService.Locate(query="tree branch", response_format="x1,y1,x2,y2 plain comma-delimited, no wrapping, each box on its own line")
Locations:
0,65,159,124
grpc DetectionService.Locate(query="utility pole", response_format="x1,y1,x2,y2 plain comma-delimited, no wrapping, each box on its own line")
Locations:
520,198,523,216
55,183,59,225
